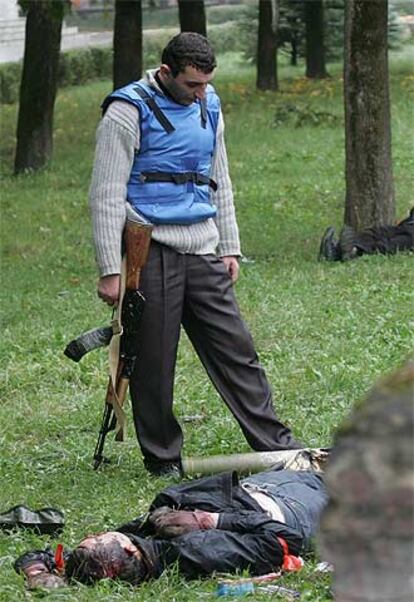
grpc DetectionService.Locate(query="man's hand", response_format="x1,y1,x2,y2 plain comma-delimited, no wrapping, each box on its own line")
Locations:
21,561,66,590
221,256,239,283
149,506,218,538
97,274,121,307
27,571,66,590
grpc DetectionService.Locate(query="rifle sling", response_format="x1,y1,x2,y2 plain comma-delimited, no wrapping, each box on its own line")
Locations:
108,257,128,439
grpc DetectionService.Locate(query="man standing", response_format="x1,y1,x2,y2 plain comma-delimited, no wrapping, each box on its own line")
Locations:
89,33,300,476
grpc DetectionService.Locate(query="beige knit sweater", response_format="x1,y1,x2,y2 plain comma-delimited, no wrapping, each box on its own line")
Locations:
89,69,241,277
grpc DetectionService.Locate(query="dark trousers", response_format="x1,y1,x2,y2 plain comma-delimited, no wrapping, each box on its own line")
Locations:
355,222,413,256
129,242,295,464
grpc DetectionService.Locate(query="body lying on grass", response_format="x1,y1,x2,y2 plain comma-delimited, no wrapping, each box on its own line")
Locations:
15,467,328,589
319,206,414,262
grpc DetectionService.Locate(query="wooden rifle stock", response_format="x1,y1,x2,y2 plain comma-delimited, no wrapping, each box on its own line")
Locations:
124,220,152,290
93,219,153,469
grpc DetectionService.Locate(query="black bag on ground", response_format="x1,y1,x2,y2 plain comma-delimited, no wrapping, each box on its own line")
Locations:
0,505,64,536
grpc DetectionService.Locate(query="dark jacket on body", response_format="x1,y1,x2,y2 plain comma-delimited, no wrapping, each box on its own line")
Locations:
117,471,305,579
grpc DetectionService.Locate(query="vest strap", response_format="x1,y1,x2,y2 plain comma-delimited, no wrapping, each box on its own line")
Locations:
200,97,207,129
134,85,175,134
139,171,218,192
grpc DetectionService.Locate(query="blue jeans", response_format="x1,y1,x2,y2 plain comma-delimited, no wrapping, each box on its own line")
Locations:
242,469,328,546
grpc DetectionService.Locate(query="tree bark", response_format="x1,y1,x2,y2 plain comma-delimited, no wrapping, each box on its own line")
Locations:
257,0,278,91
291,36,298,66
178,0,207,37
113,0,142,90
344,0,395,229
305,0,328,79
14,1,64,174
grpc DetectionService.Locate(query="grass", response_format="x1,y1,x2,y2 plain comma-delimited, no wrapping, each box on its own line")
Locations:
0,48,413,601
66,2,249,31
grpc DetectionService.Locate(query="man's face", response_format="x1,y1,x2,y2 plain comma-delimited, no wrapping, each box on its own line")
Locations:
159,64,215,105
76,531,141,580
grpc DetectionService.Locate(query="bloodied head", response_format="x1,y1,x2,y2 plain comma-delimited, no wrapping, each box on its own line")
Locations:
65,531,148,585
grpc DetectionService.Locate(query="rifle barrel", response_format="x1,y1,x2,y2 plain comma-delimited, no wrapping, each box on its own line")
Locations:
93,402,115,469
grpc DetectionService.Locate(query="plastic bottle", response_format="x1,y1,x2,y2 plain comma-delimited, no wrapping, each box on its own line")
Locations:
216,580,255,596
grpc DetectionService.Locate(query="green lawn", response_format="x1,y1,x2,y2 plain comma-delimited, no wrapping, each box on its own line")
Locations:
0,49,413,601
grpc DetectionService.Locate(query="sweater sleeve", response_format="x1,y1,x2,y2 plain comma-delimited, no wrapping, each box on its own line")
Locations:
211,112,241,257
89,101,139,276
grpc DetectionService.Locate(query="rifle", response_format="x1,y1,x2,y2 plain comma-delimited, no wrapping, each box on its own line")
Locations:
64,321,119,362
65,216,152,469
93,218,152,469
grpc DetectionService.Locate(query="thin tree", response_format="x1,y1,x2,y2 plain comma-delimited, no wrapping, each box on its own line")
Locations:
278,0,307,67
257,0,278,90
14,0,67,174
305,0,328,78
344,0,395,229
178,0,207,37
113,0,143,90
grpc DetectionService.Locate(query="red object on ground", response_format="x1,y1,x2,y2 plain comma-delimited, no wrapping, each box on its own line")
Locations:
277,537,304,571
54,544,65,571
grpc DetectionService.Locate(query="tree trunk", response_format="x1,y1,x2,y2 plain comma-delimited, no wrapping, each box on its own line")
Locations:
291,36,298,66
14,1,64,174
178,0,207,37
257,0,278,91
305,0,328,79
113,0,142,90
344,0,395,229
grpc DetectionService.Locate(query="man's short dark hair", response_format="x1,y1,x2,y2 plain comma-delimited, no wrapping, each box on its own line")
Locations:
65,541,147,585
162,32,216,77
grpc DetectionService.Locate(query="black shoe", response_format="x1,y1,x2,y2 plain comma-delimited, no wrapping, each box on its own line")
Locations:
318,227,341,261
398,206,414,227
284,438,306,450
339,225,359,261
144,459,182,478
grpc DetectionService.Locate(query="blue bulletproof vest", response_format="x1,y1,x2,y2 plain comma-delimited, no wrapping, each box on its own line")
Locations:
102,79,220,225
